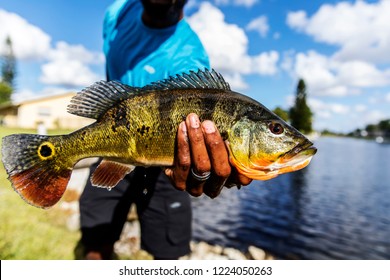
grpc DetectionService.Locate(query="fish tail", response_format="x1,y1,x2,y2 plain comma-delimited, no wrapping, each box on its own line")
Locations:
2,134,73,208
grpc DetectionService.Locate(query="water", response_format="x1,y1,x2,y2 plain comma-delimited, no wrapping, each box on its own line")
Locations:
191,137,390,259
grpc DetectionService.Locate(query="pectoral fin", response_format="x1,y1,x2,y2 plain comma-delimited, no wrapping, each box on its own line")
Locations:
91,159,135,189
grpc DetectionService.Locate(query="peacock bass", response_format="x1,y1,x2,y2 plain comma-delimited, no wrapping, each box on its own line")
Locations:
1,69,317,208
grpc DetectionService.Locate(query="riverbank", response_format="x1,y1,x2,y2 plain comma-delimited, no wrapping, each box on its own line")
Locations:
62,199,275,260
62,167,275,260
115,209,275,260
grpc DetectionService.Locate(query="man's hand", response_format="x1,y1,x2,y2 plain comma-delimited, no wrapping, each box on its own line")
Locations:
164,113,252,198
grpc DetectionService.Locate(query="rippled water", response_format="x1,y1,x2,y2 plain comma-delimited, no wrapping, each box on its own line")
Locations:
191,137,390,259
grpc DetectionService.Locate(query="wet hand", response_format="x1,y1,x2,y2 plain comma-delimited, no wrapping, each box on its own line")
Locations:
164,113,252,198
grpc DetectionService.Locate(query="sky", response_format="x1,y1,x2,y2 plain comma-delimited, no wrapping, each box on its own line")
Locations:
1,0,390,133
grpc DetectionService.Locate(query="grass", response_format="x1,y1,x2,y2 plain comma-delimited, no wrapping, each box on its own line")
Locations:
0,127,80,260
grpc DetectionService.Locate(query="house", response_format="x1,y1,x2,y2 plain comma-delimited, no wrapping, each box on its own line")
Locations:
0,92,94,130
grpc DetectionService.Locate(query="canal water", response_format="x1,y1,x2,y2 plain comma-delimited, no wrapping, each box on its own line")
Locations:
191,137,390,259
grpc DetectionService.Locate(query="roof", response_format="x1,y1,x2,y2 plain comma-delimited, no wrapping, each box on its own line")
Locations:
0,91,76,110
14,91,76,106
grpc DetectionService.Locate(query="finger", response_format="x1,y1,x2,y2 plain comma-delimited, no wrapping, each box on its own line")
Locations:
236,173,253,186
165,122,191,191
224,166,252,189
185,113,211,196
186,113,211,174
201,120,231,198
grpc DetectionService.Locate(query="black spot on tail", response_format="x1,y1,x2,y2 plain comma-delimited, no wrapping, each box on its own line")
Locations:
39,144,53,157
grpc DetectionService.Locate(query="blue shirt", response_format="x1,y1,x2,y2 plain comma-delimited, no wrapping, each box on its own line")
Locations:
103,0,210,87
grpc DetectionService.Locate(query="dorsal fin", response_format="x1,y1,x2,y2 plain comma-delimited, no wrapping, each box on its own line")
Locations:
67,80,138,119
142,68,231,91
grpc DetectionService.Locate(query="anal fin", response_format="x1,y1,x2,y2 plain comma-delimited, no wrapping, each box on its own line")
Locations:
91,159,135,189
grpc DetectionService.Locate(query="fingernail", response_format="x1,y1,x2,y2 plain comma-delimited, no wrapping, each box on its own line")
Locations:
202,120,216,134
189,114,200,129
180,122,187,135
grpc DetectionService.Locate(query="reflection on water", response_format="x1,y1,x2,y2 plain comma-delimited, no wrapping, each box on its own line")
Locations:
192,137,390,259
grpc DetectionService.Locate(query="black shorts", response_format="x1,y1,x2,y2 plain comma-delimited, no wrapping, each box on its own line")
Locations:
79,164,192,259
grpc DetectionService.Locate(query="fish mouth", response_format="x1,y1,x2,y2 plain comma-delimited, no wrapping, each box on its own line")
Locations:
281,140,317,160
228,140,317,181
261,140,316,177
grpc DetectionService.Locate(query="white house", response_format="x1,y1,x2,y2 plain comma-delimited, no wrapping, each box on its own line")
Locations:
0,92,94,130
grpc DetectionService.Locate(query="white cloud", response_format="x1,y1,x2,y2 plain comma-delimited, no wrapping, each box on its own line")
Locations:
40,42,103,87
188,2,279,89
234,0,258,7
354,104,367,113
251,51,279,75
337,60,390,88
309,98,350,116
273,32,280,40
306,97,389,132
286,10,308,31
188,2,251,74
287,0,390,64
39,41,104,87
330,103,350,115
298,98,351,131
246,15,269,37
294,51,337,92
363,110,388,126
48,41,104,65
11,88,36,103
290,51,350,97
0,9,51,60
284,0,390,134
284,50,390,97
40,59,101,87
0,9,104,88
386,93,390,103
12,86,76,103
214,0,259,7
221,72,249,90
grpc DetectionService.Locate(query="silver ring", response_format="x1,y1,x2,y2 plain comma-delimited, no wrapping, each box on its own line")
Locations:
191,168,211,182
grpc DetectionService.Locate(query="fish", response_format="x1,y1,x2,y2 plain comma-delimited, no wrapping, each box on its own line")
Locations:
1,69,317,208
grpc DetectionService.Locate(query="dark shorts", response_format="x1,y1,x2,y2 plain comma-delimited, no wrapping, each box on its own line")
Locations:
79,164,191,259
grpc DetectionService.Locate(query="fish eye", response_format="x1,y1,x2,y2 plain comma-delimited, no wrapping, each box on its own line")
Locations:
269,122,284,135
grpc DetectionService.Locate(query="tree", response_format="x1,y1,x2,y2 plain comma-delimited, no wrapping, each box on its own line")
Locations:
273,106,289,122
365,124,377,133
0,82,12,104
289,79,313,134
378,119,390,132
0,36,17,104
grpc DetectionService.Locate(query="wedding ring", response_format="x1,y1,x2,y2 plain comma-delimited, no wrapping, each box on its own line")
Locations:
191,168,211,182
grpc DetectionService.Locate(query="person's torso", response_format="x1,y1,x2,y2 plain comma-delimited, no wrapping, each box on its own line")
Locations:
103,0,210,87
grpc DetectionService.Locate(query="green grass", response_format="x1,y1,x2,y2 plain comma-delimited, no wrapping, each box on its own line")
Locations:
0,127,80,259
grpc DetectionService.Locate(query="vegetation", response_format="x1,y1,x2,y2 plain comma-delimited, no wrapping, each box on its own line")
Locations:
0,36,16,105
0,127,80,259
320,129,344,137
0,128,156,260
273,106,289,122
348,119,390,138
0,82,12,104
289,79,313,134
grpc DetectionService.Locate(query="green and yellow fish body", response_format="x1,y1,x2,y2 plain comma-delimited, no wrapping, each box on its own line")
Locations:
1,69,316,208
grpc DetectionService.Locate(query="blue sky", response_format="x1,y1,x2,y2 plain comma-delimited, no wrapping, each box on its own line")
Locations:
1,0,390,133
